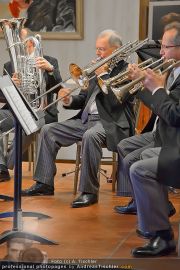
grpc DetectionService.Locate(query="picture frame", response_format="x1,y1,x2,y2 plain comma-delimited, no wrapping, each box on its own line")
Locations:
0,0,84,40
148,1,180,40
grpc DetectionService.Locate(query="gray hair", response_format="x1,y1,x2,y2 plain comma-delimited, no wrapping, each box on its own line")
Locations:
164,22,180,45
97,29,123,47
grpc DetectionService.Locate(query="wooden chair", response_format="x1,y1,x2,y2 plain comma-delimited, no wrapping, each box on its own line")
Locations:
73,141,117,195
178,220,180,256
3,132,37,172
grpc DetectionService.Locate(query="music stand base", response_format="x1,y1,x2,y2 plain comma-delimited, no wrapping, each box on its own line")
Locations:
0,230,58,245
0,195,13,201
0,211,51,219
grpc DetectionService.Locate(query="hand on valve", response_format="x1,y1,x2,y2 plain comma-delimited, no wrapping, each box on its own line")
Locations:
12,73,21,87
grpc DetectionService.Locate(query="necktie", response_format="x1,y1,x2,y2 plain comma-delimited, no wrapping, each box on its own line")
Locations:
166,70,174,92
81,87,99,124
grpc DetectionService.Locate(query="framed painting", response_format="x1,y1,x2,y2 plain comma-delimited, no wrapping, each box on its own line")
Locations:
148,1,180,40
0,0,84,40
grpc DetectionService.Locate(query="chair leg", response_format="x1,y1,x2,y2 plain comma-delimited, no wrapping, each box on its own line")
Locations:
3,134,9,156
32,134,38,174
28,143,32,172
112,152,117,192
73,143,81,195
178,221,180,257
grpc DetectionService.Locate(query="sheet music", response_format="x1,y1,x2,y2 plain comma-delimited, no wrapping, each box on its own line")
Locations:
0,76,41,135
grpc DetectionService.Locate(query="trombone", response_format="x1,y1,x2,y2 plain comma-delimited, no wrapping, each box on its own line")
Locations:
25,39,150,107
111,58,180,103
0,39,149,137
69,38,149,90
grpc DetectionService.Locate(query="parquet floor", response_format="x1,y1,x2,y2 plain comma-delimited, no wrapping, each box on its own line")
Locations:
0,162,180,269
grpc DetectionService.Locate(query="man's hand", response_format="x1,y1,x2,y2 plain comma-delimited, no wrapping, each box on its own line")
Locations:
127,64,144,80
143,69,166,93
12,73,21,87
95,63,109,76
58,88,71,104
36,57,54,72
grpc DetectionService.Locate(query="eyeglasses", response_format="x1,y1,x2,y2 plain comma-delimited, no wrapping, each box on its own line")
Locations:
96,47,107,52
161,44,180,49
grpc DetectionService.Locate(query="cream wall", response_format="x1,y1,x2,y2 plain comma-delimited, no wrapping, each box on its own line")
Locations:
0,0,140,160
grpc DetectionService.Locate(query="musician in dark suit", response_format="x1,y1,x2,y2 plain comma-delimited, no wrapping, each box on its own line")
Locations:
21,29,136,208
0,33,62,182
117,22,180,257
114,20,180,216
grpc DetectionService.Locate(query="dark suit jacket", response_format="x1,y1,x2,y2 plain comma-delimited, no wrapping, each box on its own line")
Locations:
137,74,180,188
2,55,62,124
64,60,136,152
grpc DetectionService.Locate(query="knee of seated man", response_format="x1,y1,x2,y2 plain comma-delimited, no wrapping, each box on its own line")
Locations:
117,138,129,156
129,160,144,180
123,151,138,169
40,123,55,137
140,148,155,160
82,128,100,142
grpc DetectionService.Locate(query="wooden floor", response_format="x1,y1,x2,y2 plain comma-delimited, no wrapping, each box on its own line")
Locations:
0,162,180,269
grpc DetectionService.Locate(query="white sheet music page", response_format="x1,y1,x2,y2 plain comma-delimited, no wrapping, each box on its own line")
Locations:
0,76,39,135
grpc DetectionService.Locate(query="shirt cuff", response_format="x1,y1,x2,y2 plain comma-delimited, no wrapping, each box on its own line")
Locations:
152,86,164,95
48,65,54,75
62,96,73,106
97,72,109,78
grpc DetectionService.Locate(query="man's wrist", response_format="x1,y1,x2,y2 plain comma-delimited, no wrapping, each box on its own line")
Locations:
48,64,54,74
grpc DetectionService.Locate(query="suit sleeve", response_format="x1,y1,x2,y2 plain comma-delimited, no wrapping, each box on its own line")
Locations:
141,79,180,127
45,57,62,94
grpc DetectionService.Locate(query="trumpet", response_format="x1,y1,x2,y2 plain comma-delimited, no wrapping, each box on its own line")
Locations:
69,38,149,90
98,58,154,90
111,58,180,103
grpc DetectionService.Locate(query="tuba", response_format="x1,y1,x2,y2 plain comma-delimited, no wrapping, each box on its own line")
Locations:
0,18,46,110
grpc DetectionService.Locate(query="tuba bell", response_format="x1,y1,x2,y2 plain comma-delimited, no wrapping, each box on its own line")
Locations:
0,17,46,110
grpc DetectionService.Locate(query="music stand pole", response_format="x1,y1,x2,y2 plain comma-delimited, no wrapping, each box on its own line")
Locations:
0,123,50,220
0,119,58,245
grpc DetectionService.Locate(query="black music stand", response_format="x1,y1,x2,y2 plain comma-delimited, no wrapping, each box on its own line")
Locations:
136,40,161,61
0,97,13,202
0,75,58,245
0,195,13,202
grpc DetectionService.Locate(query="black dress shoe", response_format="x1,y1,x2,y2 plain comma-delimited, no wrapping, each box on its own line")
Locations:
21,182,54,196
71,193,98,208
132,236,176,257
0,169,11,182
114,199,176,217
136,229,156,239
114,199,137,215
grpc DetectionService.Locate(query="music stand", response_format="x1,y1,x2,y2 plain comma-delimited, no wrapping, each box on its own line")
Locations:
0,195,13,201
0,75,58,245
136,39,161,61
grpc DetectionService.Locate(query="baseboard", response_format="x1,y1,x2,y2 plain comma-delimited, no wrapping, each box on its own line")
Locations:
55,159,112,165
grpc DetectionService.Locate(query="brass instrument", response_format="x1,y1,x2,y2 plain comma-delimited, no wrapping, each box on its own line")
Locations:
0,18,46,110
98,58,154,90
111,58,179,103
69,38,149,89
